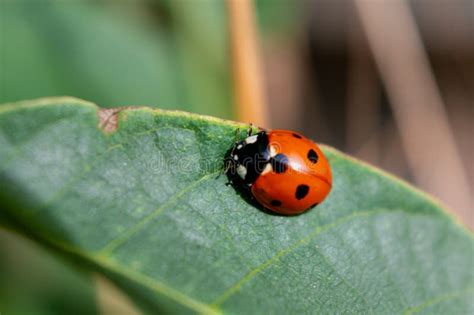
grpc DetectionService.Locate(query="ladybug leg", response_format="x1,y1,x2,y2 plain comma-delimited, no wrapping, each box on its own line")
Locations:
222,158,232,174
221,156,235,186
234,123,255,140
247,123,254,136
218,168,233,186
234,127,241,141
215,163,226,180
216,171,233,186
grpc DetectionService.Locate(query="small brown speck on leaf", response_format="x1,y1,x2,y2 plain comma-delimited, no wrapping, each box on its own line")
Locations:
98,107,138,133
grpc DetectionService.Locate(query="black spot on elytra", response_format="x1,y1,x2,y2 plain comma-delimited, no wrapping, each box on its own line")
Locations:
271,153,289,174
292,133,302,139
270,200,282,207
295,184,309,200
307,149,318,164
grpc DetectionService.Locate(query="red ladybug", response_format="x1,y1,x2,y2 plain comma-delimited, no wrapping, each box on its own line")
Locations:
226,128,332,215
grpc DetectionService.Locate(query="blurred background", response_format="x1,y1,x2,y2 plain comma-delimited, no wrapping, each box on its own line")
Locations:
1,0,472,314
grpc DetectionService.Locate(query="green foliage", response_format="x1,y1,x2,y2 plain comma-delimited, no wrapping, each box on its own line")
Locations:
0,230,98,315
0,97,473,314
0,0,231,118
255,0,303,36
1,1,231,311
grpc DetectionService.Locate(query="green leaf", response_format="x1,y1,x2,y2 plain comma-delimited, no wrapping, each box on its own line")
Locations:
1,97,473,314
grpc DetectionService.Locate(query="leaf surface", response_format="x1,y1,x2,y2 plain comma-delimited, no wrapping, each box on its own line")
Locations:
0,97,472,314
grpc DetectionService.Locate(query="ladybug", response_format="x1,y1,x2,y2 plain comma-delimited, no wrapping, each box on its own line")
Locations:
226,128,332,215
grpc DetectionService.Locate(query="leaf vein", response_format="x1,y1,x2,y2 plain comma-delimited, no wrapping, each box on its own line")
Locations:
403,286,474,315
211,209,388,306
311,240,376,314
97,171,220,255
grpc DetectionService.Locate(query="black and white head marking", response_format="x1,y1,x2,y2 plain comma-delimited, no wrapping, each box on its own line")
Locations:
227,129,291,188
227,131,271,185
